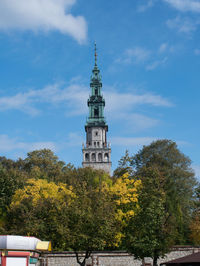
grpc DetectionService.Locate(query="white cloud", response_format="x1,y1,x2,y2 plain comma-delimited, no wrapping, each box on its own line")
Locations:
105,89,172,113
159,43,168,53
104,89,172,131
0,132,86,157
0,0,87,43
0,134,56,153
111,136,157,146
117,47,150,64
146,57,168,71
117,44,171,70
0,83,172,116
121,113,159,131
163,0,200,13
0,83,88,116
65,132,84,147
0,82,173,132
194,49,200,55
158,43,175,54
166,16,198,34
137,0,155,12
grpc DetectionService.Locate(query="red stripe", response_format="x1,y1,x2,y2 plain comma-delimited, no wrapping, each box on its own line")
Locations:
7,251,30,257
2,255,6,266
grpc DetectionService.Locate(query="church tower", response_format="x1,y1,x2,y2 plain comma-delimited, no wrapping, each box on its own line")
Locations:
82,44,111,173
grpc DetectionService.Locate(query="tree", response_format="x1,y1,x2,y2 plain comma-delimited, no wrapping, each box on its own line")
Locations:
189,183,200,245
132,140,196,243
6,178,75,249
6,168,121,266
108,172,141,231
116,140,197,265
190,215,200,245
65,166,112,188
20,149,66,181
16,149,75,183
126,167,174,266
193,183,200,213
0,162,26,233
66,177,119,266
113,150,133,178
62,167,121,266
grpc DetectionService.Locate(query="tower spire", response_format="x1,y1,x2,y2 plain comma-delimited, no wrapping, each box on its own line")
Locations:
94,41,97,66
82,44,111,174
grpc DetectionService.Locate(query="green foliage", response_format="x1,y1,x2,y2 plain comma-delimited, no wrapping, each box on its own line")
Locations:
5,167,120,266
189,182,200,245
190,215,200,245
133,140,196,244
126,167,173,266
0,163,25,217
0,156,27,233
193,183,200,213
116,139,197,265
6,179,75,248
65,166,112,188
113,150,133,178
20,149,72,182
66,178,119,265
0,142,197,266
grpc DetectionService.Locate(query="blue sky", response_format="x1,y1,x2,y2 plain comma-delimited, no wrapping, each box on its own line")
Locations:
0,0,200,177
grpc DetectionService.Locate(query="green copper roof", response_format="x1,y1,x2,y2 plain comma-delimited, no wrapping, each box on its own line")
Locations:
86,44,107,127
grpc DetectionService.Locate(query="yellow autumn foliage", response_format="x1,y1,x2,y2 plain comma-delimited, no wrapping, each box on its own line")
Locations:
10,179,76,208
104,173,141,224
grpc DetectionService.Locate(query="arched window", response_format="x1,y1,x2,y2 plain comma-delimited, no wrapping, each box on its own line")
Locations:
98,153,102,162
85,153,89,162
92,153,96,162
95,88,98,95
104,153,109,162
94,107,99,117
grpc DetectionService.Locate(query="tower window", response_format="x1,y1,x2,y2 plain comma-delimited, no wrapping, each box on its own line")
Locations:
98,153,102,161
104,153,109,162
94,142,96,147
95,88,98,95
95,131,98,136
85,153,89,162
94,108,99,117
97,142,99,147
92,153,96,162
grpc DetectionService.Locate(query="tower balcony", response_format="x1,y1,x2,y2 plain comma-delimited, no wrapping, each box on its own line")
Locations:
82,142,111,149
85,117,107,126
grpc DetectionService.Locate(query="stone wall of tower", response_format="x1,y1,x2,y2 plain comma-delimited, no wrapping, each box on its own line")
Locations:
86,127,107,148
82,138,112,174
82,126,111,173
82,161,112,173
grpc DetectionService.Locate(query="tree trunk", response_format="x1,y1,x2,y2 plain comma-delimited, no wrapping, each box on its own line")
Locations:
75,250,91,266
153,256,158,266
